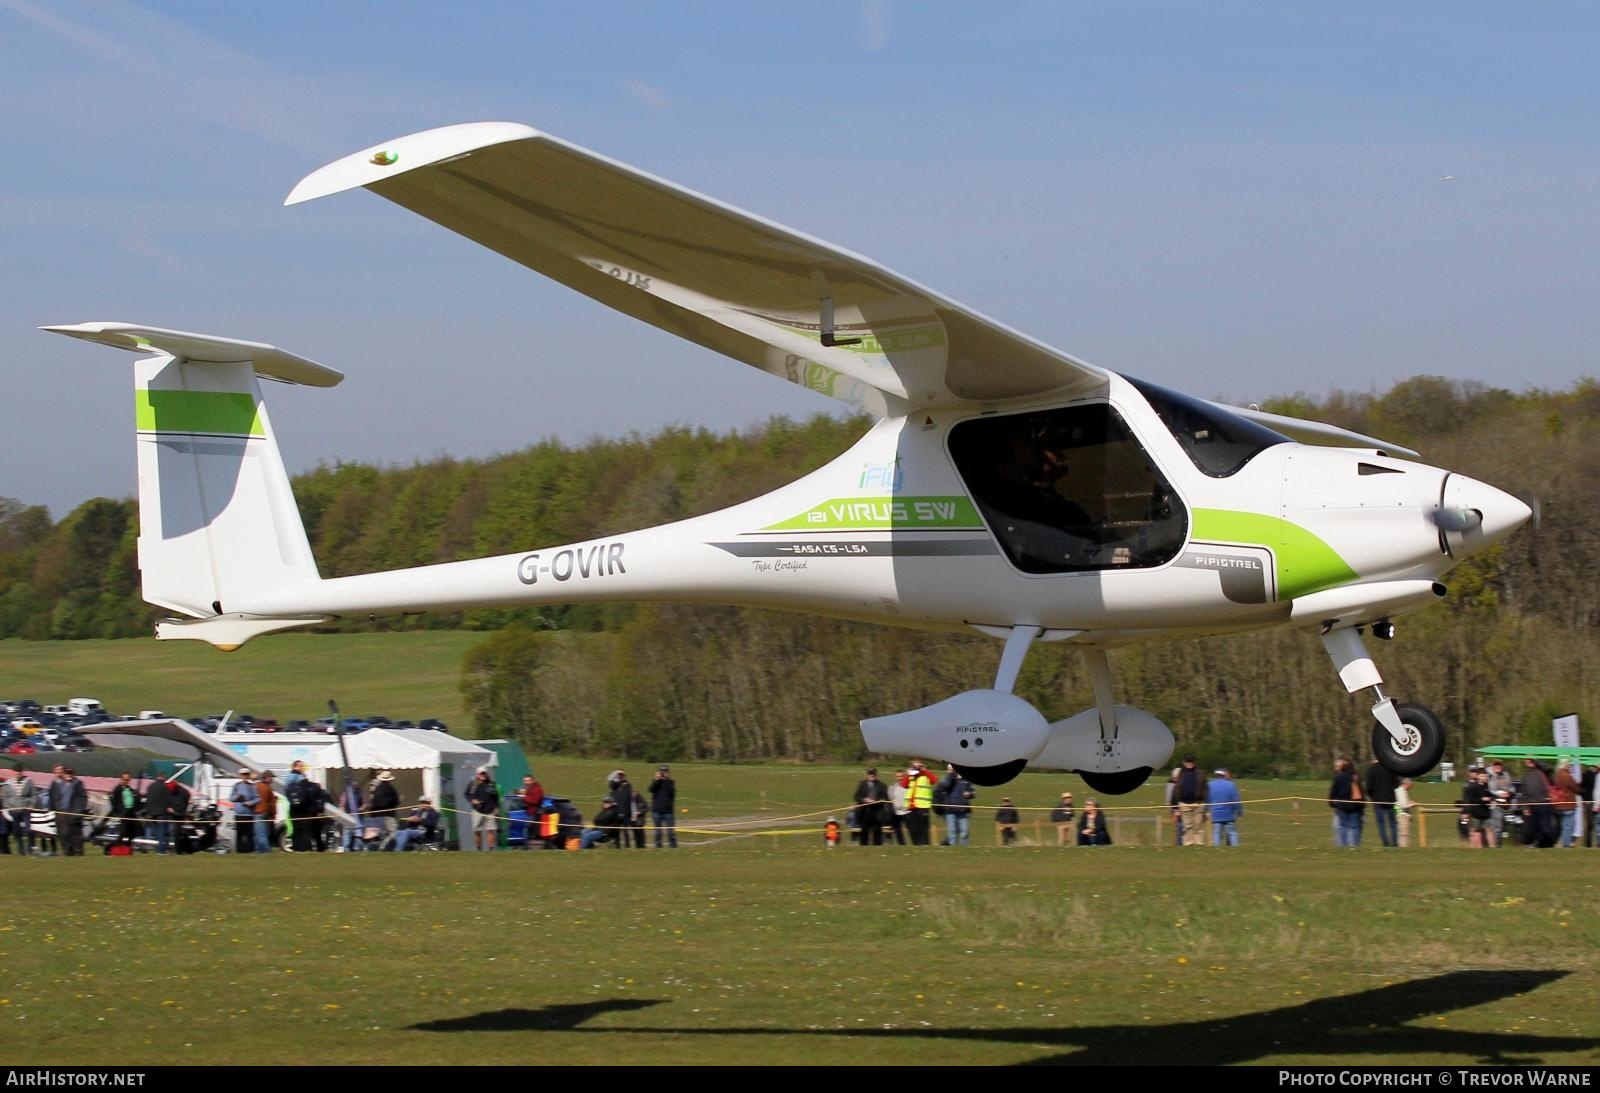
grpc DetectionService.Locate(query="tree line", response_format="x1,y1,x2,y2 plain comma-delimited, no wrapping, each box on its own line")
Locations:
5,376,1598,773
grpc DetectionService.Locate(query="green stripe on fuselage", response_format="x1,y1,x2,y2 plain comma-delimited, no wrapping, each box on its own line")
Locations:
1191,509,1357,600
135,390,262,436
765,496,983,532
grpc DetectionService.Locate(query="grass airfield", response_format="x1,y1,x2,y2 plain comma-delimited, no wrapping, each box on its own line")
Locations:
5,806,1597,1066
3,634,1596,1065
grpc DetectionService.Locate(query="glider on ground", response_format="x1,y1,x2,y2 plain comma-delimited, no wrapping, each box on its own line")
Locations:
47,122,1532,791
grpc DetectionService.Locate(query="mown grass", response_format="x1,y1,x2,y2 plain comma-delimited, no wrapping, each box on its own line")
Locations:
4,636,1596,1065
0,633,481,730
3,829,1597,1065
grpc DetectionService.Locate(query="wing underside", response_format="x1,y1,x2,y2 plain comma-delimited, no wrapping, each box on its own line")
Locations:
288,123,1108,415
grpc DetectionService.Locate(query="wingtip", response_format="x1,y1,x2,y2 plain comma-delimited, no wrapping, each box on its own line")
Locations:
284,121,541,206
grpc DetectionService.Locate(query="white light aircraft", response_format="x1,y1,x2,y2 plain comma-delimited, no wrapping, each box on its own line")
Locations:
47,122,1532,792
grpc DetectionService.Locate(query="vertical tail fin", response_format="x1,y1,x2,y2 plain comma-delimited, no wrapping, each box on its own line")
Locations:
44,323,340,624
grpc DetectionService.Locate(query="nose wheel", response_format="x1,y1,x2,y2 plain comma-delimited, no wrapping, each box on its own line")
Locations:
1371,701,1445,777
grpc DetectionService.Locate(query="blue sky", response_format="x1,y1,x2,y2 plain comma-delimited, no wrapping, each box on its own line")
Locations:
5,0,1597,517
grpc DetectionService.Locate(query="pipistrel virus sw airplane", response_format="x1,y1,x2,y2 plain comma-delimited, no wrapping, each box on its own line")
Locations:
48,123,1532,792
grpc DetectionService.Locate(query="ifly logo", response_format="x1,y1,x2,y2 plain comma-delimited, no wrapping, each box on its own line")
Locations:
858,458,903,493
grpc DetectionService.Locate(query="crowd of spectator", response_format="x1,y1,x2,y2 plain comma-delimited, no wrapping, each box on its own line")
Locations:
10,750,1597,856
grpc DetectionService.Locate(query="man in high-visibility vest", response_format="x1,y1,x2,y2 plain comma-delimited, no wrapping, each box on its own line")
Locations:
902,760,935,846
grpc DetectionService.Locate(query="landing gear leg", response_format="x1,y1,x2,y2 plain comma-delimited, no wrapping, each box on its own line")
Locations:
1075,648,1156,796
952,625,1042,787
1319,626,1445,777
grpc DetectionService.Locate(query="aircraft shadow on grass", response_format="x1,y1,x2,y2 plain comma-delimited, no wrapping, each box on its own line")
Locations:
409,970,1597,1065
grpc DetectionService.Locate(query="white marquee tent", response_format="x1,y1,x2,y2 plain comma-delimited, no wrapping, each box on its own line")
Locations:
311,728,497,850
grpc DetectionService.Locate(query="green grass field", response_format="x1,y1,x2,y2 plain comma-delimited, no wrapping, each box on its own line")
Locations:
4,845,1596,1066
4,758,1597,1067
4,635,1598,1065
0,633,481,731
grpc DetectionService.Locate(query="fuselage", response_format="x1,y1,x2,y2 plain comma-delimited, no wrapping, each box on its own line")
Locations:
244,374,1528,640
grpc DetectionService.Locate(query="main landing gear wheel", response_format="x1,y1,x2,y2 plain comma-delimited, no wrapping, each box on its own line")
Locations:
1076,766,1154,796
1372,702,1446,777
954,759,1029,787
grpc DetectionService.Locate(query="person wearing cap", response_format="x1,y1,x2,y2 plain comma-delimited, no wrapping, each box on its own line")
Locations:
1206,768,1243,846
1174,754,1208,847
853,767,891,846
607,769,643,849
1050,792,1076,847
994,796,1020,846
370,770,402,847
390,796,440,851
581,795,625,849
467,769,501,851
650,765,678,848
255,769,279,853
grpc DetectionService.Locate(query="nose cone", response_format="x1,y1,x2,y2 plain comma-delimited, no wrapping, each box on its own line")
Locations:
1438,474,1533,556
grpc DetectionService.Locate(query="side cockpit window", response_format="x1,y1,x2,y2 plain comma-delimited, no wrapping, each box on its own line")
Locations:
949,403,1187,574
1126,377,1289,477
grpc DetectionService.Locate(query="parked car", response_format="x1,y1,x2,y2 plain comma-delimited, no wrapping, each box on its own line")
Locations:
5,741,39,755
418,719,449,733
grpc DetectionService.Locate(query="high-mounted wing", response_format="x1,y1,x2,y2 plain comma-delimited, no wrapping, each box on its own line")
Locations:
287,123,1107,416
1212,402,1420,459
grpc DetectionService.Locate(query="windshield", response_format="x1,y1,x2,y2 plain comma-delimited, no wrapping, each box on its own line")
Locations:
1126,377,1289,477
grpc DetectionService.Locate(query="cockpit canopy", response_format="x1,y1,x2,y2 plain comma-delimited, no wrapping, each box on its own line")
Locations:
1125,377,1291,478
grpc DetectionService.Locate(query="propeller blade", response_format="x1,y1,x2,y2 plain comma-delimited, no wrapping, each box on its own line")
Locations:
1433,507,1483,532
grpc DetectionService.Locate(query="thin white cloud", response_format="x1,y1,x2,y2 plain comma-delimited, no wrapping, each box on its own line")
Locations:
0,0,478,160
0,0,163,76
117,224,187,274
858,0,890,51
625,78,671,113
